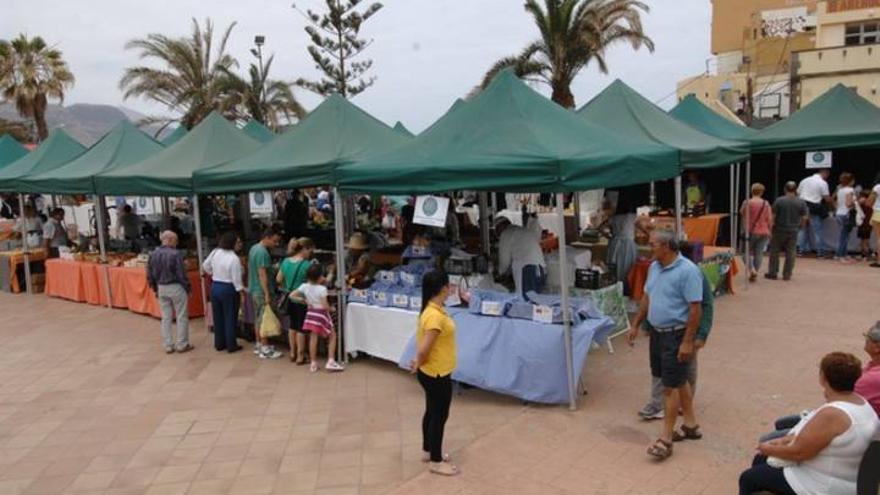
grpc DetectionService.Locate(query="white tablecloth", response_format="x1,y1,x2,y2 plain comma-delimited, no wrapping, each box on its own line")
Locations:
344,303,416,362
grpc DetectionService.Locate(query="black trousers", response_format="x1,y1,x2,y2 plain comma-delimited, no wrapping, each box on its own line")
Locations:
417,370,453,463
738,454,796,495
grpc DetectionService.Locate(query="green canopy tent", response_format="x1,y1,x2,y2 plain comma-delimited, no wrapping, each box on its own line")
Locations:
0,129,86,191
242,120,276,143
340,70,681,409
670,94,757,250
577,80,750,169
670,94,756,141
15,120,164,194
392,121,414,138
0,135,28,169
94,112,261,196
339,72,680,195
161,126,187,146
193,94,411,194
750,84,880,153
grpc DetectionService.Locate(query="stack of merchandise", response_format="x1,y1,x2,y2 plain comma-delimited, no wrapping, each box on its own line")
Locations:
349,264,432,311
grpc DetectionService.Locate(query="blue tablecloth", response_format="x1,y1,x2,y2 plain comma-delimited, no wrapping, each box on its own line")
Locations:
399,309,615,405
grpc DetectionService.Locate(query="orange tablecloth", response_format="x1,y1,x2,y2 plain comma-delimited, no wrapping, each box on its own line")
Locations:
6,250,48,293
683,214,728,246
45,259,204,318
627,248,741,301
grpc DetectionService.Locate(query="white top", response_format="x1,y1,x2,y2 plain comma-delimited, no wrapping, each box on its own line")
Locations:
784,399,879,495
498,216,546,296
798,174,830,204
835,186,855,216
202,248,244,292
15,216,43,233
297,282,327,309
874,184,880,213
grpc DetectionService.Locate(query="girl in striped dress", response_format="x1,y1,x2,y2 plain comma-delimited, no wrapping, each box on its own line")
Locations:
291,263,345,373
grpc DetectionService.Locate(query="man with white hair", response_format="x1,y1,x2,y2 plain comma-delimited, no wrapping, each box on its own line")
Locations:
147,231,193,354
495,213,546,299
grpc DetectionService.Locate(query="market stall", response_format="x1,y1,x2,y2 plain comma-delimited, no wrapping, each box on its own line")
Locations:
44,257,205,317
339,70,683,409
578,80,750,245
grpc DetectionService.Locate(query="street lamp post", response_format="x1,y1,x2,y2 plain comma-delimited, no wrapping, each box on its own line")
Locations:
251,35,266,118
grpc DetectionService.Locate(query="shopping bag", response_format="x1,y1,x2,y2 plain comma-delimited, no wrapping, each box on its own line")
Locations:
261,307,282,338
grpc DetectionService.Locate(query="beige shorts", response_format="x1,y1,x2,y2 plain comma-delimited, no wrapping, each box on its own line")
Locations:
872,211,880,226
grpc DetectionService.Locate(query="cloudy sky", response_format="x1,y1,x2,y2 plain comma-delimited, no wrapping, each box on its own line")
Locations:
2,0,712,132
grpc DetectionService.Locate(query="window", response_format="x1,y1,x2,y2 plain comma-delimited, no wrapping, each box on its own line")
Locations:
844,22,880,46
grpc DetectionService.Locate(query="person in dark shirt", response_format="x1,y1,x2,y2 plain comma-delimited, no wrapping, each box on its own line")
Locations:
766,181,809,281
147,231,193,354
283,190,309,242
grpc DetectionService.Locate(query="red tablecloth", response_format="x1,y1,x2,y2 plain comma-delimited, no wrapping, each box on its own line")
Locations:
45,259,204,318
627,249,741,301
683,214,728,246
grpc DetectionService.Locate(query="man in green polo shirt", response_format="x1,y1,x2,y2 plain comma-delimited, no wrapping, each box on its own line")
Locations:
249,226,283,359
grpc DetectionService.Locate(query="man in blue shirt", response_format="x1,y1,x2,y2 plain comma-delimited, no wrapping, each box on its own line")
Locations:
628,230,703,460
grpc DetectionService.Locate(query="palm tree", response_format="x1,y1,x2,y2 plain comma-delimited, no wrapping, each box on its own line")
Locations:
476,0,653,108
0,35,75,141
120,18,239,131
223,56,306,130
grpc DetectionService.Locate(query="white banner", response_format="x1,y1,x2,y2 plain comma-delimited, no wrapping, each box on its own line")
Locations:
806,151,832,169
249,191,273,216
413,195,449,227
135,197,155,215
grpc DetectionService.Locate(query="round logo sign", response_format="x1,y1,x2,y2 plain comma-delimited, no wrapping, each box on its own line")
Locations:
422,197,438,216
253,192,265,205
812,152,825,164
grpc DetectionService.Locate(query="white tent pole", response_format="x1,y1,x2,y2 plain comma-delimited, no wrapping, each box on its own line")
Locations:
734,163,741,251
729,165,736,250
674,176,684,241
478,192,490,256
18,194,32,295
192,195,208,314
333,188,348,364
556,193,577,411
94,196,113,309
744,161,752,289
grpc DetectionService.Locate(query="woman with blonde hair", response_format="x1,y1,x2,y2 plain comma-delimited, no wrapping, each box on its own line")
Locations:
276,237,315,364
740,183,773,282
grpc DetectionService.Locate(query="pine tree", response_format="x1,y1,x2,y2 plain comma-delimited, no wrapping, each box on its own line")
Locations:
293,0,383,98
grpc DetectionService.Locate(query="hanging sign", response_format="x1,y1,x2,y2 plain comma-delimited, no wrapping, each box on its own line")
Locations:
249,191,273,215
805,151,832,169
413,195,449,227
136,197,155,215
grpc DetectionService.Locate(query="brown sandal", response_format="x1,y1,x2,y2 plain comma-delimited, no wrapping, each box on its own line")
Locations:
647,438,673,460
672,424,702,442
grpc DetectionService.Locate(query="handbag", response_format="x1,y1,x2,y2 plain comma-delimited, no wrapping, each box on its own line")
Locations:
805,200,829,219
260,307,282,338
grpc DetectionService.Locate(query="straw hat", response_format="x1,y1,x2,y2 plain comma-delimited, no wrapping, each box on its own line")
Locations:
346,232,369,250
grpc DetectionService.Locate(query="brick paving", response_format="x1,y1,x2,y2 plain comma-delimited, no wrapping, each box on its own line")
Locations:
0,258,876,494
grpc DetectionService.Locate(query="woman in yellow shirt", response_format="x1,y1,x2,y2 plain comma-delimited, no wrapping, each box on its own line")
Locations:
410,270,459,476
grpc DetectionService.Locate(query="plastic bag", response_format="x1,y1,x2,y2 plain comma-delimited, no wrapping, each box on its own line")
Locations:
260,307,282,338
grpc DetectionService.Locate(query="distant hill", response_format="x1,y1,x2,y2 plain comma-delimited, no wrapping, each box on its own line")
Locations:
0,102,170,146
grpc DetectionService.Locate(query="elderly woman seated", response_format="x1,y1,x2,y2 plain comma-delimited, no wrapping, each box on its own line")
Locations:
739,352,879,495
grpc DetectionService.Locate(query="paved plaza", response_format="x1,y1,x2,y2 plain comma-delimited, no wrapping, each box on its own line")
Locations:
0,258,875,494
